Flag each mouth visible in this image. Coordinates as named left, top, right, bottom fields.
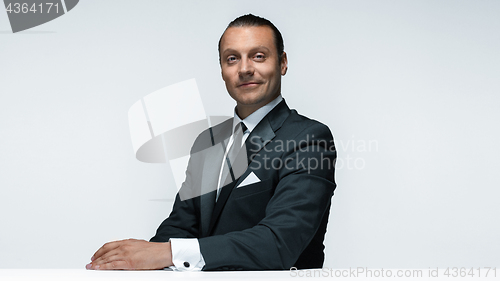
left=238, top=82, right=261, bottom=88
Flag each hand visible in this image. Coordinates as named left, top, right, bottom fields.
left=86, top=238, right=173, bottom=270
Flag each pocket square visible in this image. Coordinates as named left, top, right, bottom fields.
left=237, top=172, right=261, bottom=188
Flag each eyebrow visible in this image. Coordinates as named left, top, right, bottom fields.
left=222, top=46, right=272, bottom=57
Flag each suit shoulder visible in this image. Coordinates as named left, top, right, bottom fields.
left=284, top=110, right=334, bottom=139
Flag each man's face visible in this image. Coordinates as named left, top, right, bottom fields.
left=219, top=26, right=287, bottom=117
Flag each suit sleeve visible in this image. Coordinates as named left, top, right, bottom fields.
left=149, top=164, right=200, bottom=241
left=149, top=130, right=208, bottom=242
left=198, top=123, right=336, bottom=270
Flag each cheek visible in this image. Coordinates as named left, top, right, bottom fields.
left=260, top=65, right=278, bottom=80
left=221, top=67, right=230, bottom=80
left=222, top=70, right=236, bottom=85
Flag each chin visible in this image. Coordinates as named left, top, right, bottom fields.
left=238, top=97, right=267, bottom=107
left=231, top=92, right=265, bottom=106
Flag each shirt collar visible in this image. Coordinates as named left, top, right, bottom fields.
left=233, top=95, right=283, bottom=134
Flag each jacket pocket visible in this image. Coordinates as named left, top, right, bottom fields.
left=231, top=178, right=273, bottom=200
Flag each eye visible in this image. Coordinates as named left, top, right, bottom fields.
left=254, top=53, right=266, bottom=61
left=226, top=55, right=238, bottom=64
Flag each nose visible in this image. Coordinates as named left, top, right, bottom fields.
left=238, top=57, right=254, bottom=77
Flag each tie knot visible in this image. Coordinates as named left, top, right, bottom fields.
left=234, top=122, right=247, bottom=134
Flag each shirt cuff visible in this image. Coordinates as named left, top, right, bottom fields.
left=169, top=238, right=205, bottom=271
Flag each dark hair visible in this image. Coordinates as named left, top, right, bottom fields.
left=218, top=14, right=285, bottom=62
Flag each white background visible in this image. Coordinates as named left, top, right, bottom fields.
left=1, top=0, right=499, bottom=269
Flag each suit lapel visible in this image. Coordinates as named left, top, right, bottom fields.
left=199, top=142, right=223, bottom=237
left=244, top=116, right=275, bottom=164
left=207, top=179, right=237, bottom=234
left=199, top=119, right=232, bottom=237
left=245, top=100, right=291, bottom=163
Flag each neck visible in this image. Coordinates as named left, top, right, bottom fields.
left=236, top=94, right=280, bottom=119
left=235, top=104, right=259, bottom=120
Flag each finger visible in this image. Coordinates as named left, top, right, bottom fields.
left=91, top=250, right=120, bottom=266
left=95, top=260, right=132, bottom=270
left=91, top=240, right=123, bottom=261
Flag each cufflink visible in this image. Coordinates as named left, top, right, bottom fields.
left=183, top=261, right=190, bottom=268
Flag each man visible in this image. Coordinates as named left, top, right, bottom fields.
left=86, top=14, right=336, bottom=271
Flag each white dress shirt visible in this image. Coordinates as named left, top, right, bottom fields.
left=169, top=95, right=283, bottom=271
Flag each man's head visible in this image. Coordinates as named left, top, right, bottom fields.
left=218, top=14, right=288, bottom=119
left=218, top=14, right=285, bottom=63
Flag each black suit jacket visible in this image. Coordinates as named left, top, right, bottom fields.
left=150, top=100, right=336, bottom=270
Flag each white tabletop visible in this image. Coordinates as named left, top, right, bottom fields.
left=0, top=268, right=497, bottom=281
left=1, top=269, right=293, bottom=281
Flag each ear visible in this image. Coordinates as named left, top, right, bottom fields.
left=280, top=52, right=288, bottom=76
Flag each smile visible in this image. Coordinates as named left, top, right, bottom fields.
left=238, top=82, right=261, bottom=88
